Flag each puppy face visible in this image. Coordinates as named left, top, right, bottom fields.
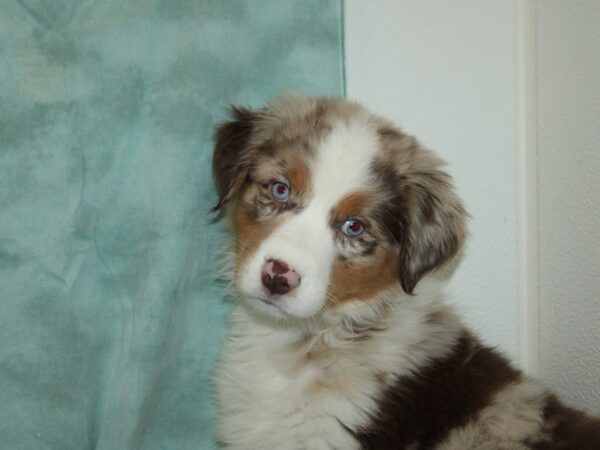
left=213, top=95, right=466, bottom=320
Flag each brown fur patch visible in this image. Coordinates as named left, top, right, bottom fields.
left=326, top=245, right=399, bottom=305
left=246, top=150, right=311, bottom=191
left=283, top=154, right=311, bottom=194
left=330, top=192, right=373, bottom=223
left=212, top=107, right=258, bottom=210
left=356, top=333, right=521, bottom=449
left=232, top=202, right=277, bottom=274
left=528, top=394, right=600, bottom=449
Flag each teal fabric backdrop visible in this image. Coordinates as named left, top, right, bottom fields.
left=0, top=1, right=344, bottom=448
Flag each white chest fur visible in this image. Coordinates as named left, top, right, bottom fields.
left=215, top=307, right=374, bottom=450
left=214, top=292, right=460, bottom=450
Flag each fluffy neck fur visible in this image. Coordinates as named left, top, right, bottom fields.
left=215, top=277, right=466, bottom=449
left=226, top=275, right=464, bottom=380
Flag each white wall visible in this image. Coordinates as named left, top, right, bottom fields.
left=345, top=0, right=600, bottom=413
left=537, top=1, right=600, bottom=414
left=345, top=0, right=522, bottom=362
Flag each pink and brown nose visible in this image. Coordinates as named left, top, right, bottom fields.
left=261, top=259, right=301, bottom=295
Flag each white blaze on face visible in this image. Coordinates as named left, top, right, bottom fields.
left=237, top=116, right=382, bottom=319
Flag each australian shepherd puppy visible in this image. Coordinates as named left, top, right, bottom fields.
left=212, top=94, right=600, bottom=449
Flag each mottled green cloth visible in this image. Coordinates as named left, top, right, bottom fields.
left=0, top=1, right=343, bottom=448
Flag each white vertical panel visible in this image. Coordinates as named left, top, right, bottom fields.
left=516, top=0, right=539, bottom=376
left=345, top=0, right=521, bottom=361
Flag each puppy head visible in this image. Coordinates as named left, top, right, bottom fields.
left=213, top=94, right=467, bottom=320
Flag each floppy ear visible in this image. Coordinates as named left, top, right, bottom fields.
left=397, top=167, right=468, bottom=293
left=212, top=106, right=257, bottom=210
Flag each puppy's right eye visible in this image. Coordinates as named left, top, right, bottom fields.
left=271, top=182, right=290, bottom=202
left=341, top=219, right=365, bottom=237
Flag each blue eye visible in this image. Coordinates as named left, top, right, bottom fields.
left=271, top=182, right=290, bottom=202
left=341, top=219, right=365, bottom=237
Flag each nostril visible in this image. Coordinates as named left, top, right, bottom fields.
left=262, top=272, right=291, bottom=295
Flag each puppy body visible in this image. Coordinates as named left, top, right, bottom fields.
left=212, top=94, right=600, bottom=449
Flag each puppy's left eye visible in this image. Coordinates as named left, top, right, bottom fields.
left=271, top=182, right=290, bottom=202
left=341, top=219, right=365, bottom=237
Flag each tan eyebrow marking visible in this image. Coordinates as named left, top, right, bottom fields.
left=326, top=246, right=399, bottom=305
left=285, top=155, right=311, bottom=193
left=331, top=191, right=373, bottom=223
